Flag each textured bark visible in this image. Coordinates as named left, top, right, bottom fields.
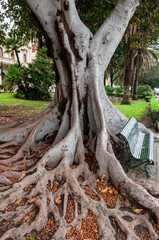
left=121, top=41, right=133, bottom=105
left=132, top=50, right=141, bottom=99
left=0, top=0, right=159, bottom=239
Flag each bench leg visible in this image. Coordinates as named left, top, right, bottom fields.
left=125, top=155, right=151, bottom=177
left=125, top=154, right=133, bottom=174
left=145, top=164, right=151, bottom=178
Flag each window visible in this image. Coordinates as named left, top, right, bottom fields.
left=32, top=45, right=36, bottom=53
left=0, top=48, right=3, bottom=58
left=23, top=54, right=27, bottom=63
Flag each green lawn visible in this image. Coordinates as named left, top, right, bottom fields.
left=0, top=93, right=51, bottom=119
left=0, top=93, right=149, bottom=121
left=114, top=100, right=149, bottom=120
left=0, top=93, right=50, bottom=109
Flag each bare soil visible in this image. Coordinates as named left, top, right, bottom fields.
left=0, top=105, right=40, bottom=131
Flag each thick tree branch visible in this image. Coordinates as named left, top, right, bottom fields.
left=91, top=0, right=139, bottom=72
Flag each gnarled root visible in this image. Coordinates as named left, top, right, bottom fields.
left=0, top=97, right=159, bottom=239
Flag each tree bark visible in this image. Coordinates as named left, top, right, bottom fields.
left=121, top=41, right=133, bottom=104
left=1, top=1, right=159, bottom=239
left=110, top=73, right=114, bottom=87
left=14, top=48, right=21, bottom=67
left=132, top=50, right=141, bottom=99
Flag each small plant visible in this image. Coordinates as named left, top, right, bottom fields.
left=105, top=85, right=114, bottom=93
left=30, top=236, right=35, bottom=240
left=117, top=195, right=124, bottom=201
left=130, top=205, right=136, bottom=211
left=31, top=214, right=35, bottom=219
left=150, top=96, right=159, bottom=131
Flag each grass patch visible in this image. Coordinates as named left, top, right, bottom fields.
left=0, top=93, right=50, bottom=110
left=0, top=93, right=51, bottom=120
left=113, top=100, right=149, bottom=120
left=0, top=94, right=148, bottom=122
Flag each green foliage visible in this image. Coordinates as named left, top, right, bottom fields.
left=130, top=205, right=136, bottom=211
left=139, top=64, right=159, bottom=89
left=115, top=87, right=123, bottom=94
left=0, top=0, right=38, bottom=45
left=105, top=85, right=114, bottom=93
left=76, top=0, right=116, bottom=34
left=105, top=86, right=124, bottom=97
left=137, top=95, right=145, bottom=99
left=4, top=47, right=55, bottom=101
left=145, top=96, right=152, bottom=102
left=117, top=195, right=125, bottom=201
left=0, top=85, right=4, bottom=90
left=150, top=96, right=159, bottom=123
left=137, top=85, right=152, bottom=96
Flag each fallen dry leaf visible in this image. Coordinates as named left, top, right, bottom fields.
left=134, top=209, right=143, bottom=214
left=15, top=198, right=22, bottom=205
left=54, top=181, right=59, bottom=186
left=18, top=173, right=26, bottom=181
left=55, top=196, right=61, bottom=204
left=28, top=197, right=37, bottom=204
left=109, top=190, right=113, bottom=194
left=101, top=174, right=106, bottom=182
left=101, top=187, right=108, bottom=193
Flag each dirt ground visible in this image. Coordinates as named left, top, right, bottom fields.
left=0, top=105, right=41, bottom=131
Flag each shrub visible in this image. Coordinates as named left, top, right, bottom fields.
left=137, top=95, right=145, bottom=99
left=115, top=87, right=123, bottom=94
left=4, top=47, right=55, bottom=101
left=145, top=96, right=152, bottom=102
left=137, top=85, right=153, bottom=101
left=150, top=96, right=159, bottom=123
left=105, top=85, right=114, bottom=93
left=137, top=85, right=152, bottom=95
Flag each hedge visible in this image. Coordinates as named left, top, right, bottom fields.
left=150, top=96, right=159, bottom=124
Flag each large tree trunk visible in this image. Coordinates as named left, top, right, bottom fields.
left=121, top=41, right=133, bottom=104
left=110, top=73, right=114, bottom=87
left=0, top=1, right=159, bottom=239
left=132, top=50, right=141, bottom=100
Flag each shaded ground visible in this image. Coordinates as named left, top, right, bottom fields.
left=0, top=104, right=49, bottom=131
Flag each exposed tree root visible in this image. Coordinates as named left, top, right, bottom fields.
left=0, top=107, right=159, bottom=240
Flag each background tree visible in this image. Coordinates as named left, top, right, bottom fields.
left=0, top=1, right=159, bottom=239
left=105, top=43, right=126, bottom=87
left=139, top=63, right=159, bottom=89
left=121, top=0, right=159, bottom=104
left=4, top=38, right=24, bottom=66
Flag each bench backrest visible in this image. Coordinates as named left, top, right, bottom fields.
left=118, top=117, right=139, bottom=147
left=118, top=117, right=154, bottom=161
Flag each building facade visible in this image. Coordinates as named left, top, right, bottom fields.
left=0, top=42, right=36, bottom=85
